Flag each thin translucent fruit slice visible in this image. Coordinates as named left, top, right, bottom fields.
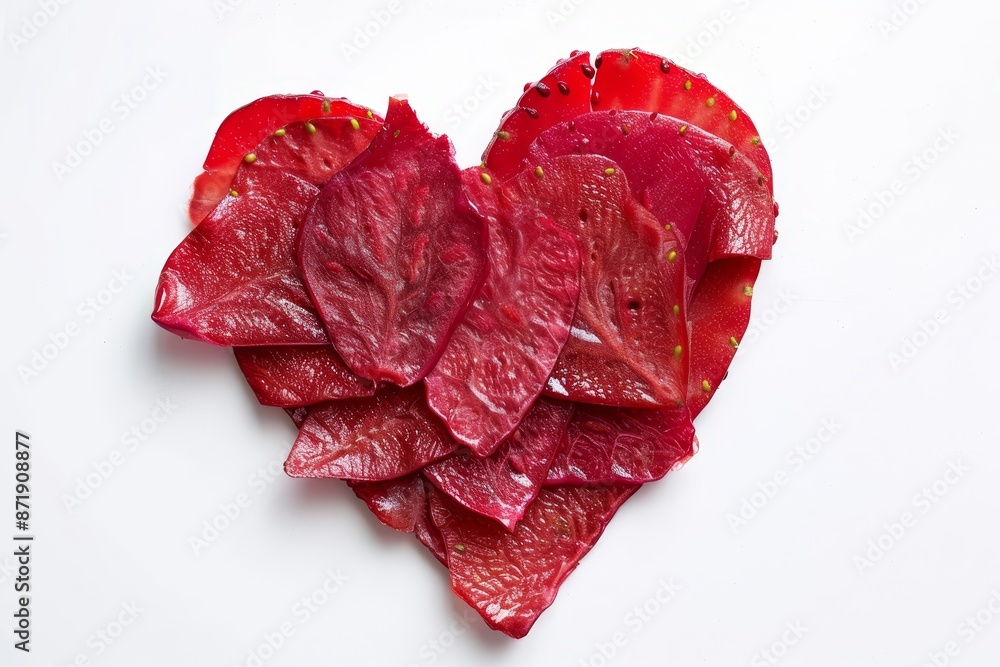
left=234, top=345, right=375, bottom=407
left=152, top=115, right=380, bottom=346
left=298, top=98, right=488, bottom=386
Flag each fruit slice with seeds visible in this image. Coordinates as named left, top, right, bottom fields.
left=512, top=155, right=688, bottom=408
left=686, top=256, right=762, bottom=418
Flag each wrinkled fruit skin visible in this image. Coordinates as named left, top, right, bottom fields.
left=152, top=46, right=776, bottom=639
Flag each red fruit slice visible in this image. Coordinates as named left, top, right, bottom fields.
left=591, top=48, right=773, bottom=196
left=481, top=51, right=595, bottom=181
left=233, top=345, right=376, bottom=407
left=286, top=406, right=310, bottom=428
left=152, top=116, right=380, bottom=346
left=686, top=257, right=761, bottom=418
left=298, top=98, right=488, bottom=387
left=349, top=474, right=448, bottom=564
left=349, top=474, right=427, bottom=532
left=545, top=405, right=695, bottom=485
left=189, top=94, right=378, bottom=224
left=423, top=398, right=574, bottom=531
left=284, top=385, right=457, bottom=482
left=512, top=155, right=688, bottom=408
left=525, top=111, right=775, bottom=294
left=424, top=169, right=580, bottom=456
left=429, top=482, right=639, bottom=638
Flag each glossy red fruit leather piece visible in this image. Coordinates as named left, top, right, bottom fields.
left=525, top=111, right=775, bottom=297
left=298, top=98, right=488, bottom=387
left=513, top=155, right=688, bottom=408
left=234, top=345, right=375, bottom=407
left=686, top=257, right=761, bottom=418
left=545, top=404, right=695, bottom=484
left=481, top=51, right=594, bottom=181
left=423, top=398, right=573, bottom=531
left=284, top=385, right=457, bottom=482
left=424, top=169, right=580, bottom=456
left=189, top=94, right=378, bottom=224
left=349, top=474, right=448, bottom=564
left=591, top=48, right=773, bottom=196
left=152, top=116, right=380, bottom=346
left=430, top=482, right=638, bottom=638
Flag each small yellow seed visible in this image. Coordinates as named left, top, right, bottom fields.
left=393, top=129, right=400, bottom=138
left=730, top=336, right=740, bottom=348
left=664, top=224, right=672, bottom=231
left=244, top=153, right=256, bottom=163
left=674, top=345, right=683, bottom=357
left=672, top=304, right=680, bottom=315
left=454, top=544, right=466, bottom=553
left=305, top=122, right=316, bottom=134
left=480, top=172, right=492, bottom=185
left=706, top=97, right=715, bottom=107
left=274, top=128, right=286, bottom=137
left=350, top=118, right=360, bottom=131
left=604, top=167, right=616, bottom=176
left=322, top=99, right=331, bottom=113
left=667, top=250, right=677, bottom=262
left=497, top=130, right=511, bottom=141
left=228, top=189, right=239, bottom=197
left=728, top=110, right=738, bottom=121
left=535, top=166, right=544, bottom=178
left=743, top=285, right=754, bottom=297
left=702, top=380, right=712, bottom=392
left=750, top=136, right=761, bottom=146
left=684, top=80, right=692, bottom=91
left=679, top=125, right=688, bottom=135
left=366, top=109, right=374, bottom=119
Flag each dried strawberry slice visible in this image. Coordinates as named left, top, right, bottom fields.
left=189, top=94, right=378, bottom=224
left=525, top=111, right=775, bottom=293
left=424, top=169, right=580, bottom=456
left=591, top=48, right=773, bottom=196
left=686, top=257, right=761, bottom=418
left=152, top=116, right=380, bottom=346
left=348, top=474, right=427, bottom=532
left=512, top=155, right=688, bottom=408
left=545, top=404, right=695, bottom=485
left=234, top=345, right=375, bottom=407
left=481, top=51, right=594, bottom=181
left=349, top=474, right=448, bottom=564
left=423, top=398, right=573, bottom=531
left=430, top=482, right=638, bottom=638
left=284, top=385, right=457, bottom=482
left=298, top=98, right=488, bottom=387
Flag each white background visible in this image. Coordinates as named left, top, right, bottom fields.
left=2, top=0, right=999, bottom=665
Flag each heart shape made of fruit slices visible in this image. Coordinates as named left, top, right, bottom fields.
left=152, top=48, right=777, bottom=638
